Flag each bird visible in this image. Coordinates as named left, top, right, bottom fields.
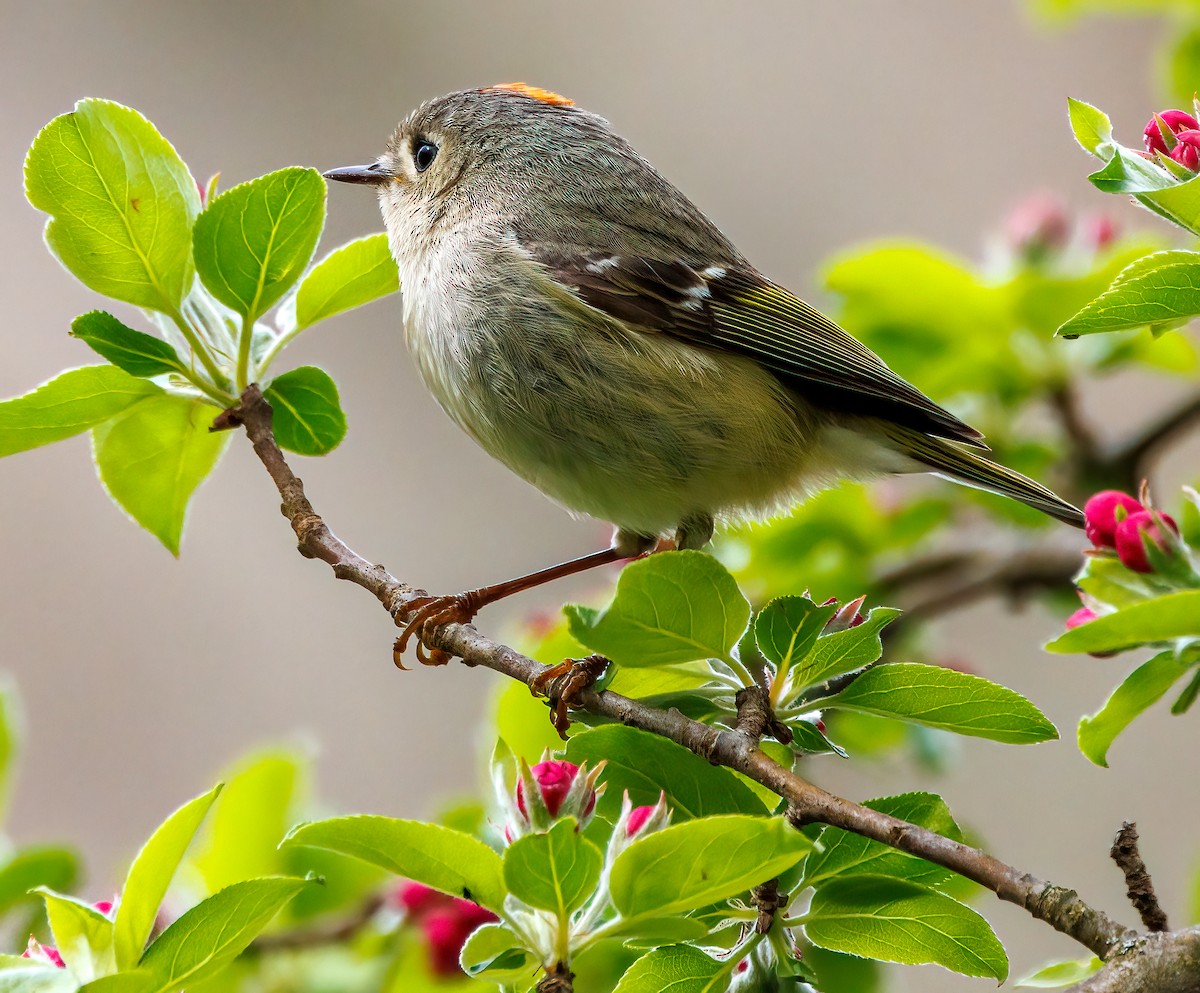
left=323, top=83, right=1084, bottom=665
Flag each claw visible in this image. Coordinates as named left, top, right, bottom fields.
left=532, top=655, right=610, bottom=738
left=393, top=592, right=479, bottom=667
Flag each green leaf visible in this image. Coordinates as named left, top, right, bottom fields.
left=24, top=99, right=201, bottom=312
left=115, top=784, right=223, bottom=970
left=263, top=367, right=346, bottom=456
left=564, top=551, right=750, bottom=667
left=282, top=815, right=506, bottom=913
left=458, top=923, right=537, bottom=982
left=803, top=792, right=963, bottom=888
left=39, top=889, right=114, bottom=982
left=824, top=662, right=1058, bottom=743
left=1138, top=172, right=1200, bottom=236
left=565, top=726, right=767, bottom=820
left=139, top=877, right=308, bottom=993
left=793, top=606, right=902, bottom=692
left=192, top=168, right=325, bottom=321
left=0, top=847, right=78, bottom=915
left=503, top=818, right=602, bottom=917
left=92, top=393, right=229, bottom=555
left=806, top=875, right=1007, bottom=980
left=755, top=596, right=834, bottom=676
left=611, top=945, right=724, bottom=993
left=294, top=233, right=399, bottom=330
left=1015, top=956, right=1102, bottom=988
left=1067, top=97, right=1113, bottom=157
left=1077, top=651, right=1194, bottom=767
left=191, top=751, right=298, bottom=894
left=1047, top=590, right=1200, bottom=654
left=1058, top=251, right=1200, bottom=338
left=609, top=814, right=811, bottom=918
left=1087, top=145, right=1175, bottom=195
left=0, top=963, right=76, bottom=993
left=79, top=974, right=152, bottom=993
left=0, top=684, right=20, bottom=822
left=804, top=944, right=882, bottom=993
left=0, top=366, right=161, bottom=459
left=788, top=719, right=847, bottom=757
left=70, top=312, right=183, bottom=378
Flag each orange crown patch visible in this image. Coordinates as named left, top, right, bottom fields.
left=485, top=82, right=574, bottom=107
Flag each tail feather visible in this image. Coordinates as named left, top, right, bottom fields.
left=885, top=428, right=1085, bottom=528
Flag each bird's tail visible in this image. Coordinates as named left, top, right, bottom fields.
left=883, top=427, right=1085, bottom=528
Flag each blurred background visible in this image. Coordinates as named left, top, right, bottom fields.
left=2, top=2, right=1198, bottom=989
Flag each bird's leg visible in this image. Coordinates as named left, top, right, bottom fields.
left=394, top=531, right=658, bottom=667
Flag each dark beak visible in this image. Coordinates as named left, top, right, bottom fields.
left=323, top=161, right=392, bottom=186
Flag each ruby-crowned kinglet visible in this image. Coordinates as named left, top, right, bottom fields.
left=325, top=83, right=1083, bottom=663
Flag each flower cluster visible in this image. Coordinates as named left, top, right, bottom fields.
left=391, top=882, right=497, bottom=977
left=1083, top=490, right=1177, bottom=574
left=1144, top=108, right=1200, bottom=172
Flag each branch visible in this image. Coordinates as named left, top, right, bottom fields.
left=226, top=387, right=1134, bottom=960
left=1110, top=822, right=1168, bottom=933
left=1103, top=390, right=1200, bottom=491
left=1066, top=927, right=1200, bottom=993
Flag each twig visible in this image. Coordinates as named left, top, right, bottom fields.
left=1104, top=391, right=1200, bottom=489
left=1050, top=382, right=1104, bottom=477
left=1110, top=822, right=1168, bottom=933
left=250, top=894, right=386, bottom=952
left=229, top=386, right=1134, bottom=960
left=750, top=878, right=788, bottom=935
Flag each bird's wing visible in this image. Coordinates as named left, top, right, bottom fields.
left=521, top=244, right=985, bottom=448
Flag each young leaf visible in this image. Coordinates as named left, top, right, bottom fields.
left=263, top=367, right=346, bottom=456
left=92, top=394, right=229, bottom=555
left=459, top=924, right=537, bottom=983
left=0, top=366, right=160, bottom=459
left=0, top=963, right=77, bottom=993
left=115, top=784, right=223, bottom=970
left=1066, top=98, right=1113, bottom=158
left=282, top=815, right=506, bottom=913
left=611, top=945, right=724, bottom=993
left=138, top=876, right=309, bottom=993
left=824, top=663, right=1058, bottom=744
left=1014, top=956, right=1102, bottom=988
left=1077, top=651, right=1194, bottom=767
left=38, top=889, right=114, bottom=982
left=1057, top=251, right=1200, bottom=338
left=293, top=233, right=400, bottom=330
left=608, top=814, right=811, bottom=918
left=806, top=875, right=1007, bottom=980
left=24, top=99, right=201, bottom=312
left=802, top=792, right=963, bottom=888
left=1138, top=172, right=1200, bottom=237
left=70, top=312, right=183, bottom=378
left=565, top=725, right=767, bottom=820
left=192, top=168, right=325, bottom=321
left=1046, top=590, right=1200, bottom=654
left=564, top=551, right=750, bottom=667
left=793, top=606, right=902, bottom=692
left=502, top=818, right=602, bottom=917
left=755, top=596, right=835, bottom=675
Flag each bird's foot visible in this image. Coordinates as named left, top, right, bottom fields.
left=393, top=591, right=482, bottom=668
left=531, top=654, right=610, bottom=739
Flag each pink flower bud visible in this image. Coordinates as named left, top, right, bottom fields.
left=1114, top=511, right=1179, bottom=573
left=1081, top=214, right=1119, bottom=251
left=392, top=881, right=444, bottom=917
left=1066, top=607, right=1098, bottom=629
left=422, top=908, right=472, bottom=976
left=820, top=595, right=866, bottom=633
left=625, top=805, right=656, bottom=837
left=451, top=897, right=498, bottom=931
left=1144, top=109, right=1199, bottom=156
left=1004, top=193, right=1070, bottom=262
left=1171, top=130, right=1200, bottom=172
left=22, top=937, right=65, bottom=968
left=516, top=760, right=595, bottom=820
left=1084, top=491, right=1144, bottom=549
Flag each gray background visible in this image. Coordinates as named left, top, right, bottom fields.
left=1, top=3, right=1196, bottom=990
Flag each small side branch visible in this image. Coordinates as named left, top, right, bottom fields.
left=1110, top=822, right=1168, bottom=933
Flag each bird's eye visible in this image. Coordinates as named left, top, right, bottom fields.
left=413, top=139, right=438, bottom=173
